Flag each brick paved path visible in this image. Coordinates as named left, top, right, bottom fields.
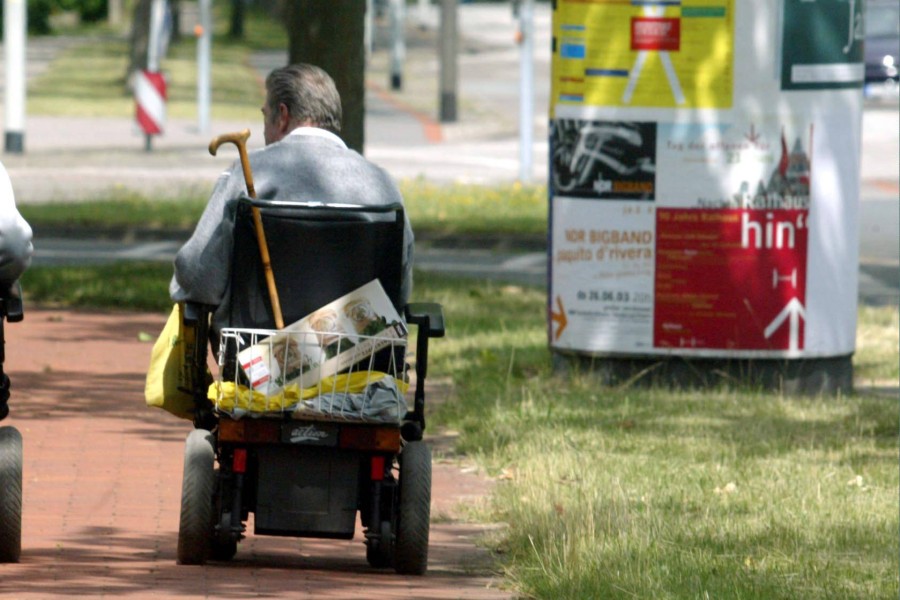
left=0, top=309, right=512, bottom=599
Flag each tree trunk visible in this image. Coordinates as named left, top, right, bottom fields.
left=259, top=0, right=285, bottom=18
left=230, top=0, right=245, bottom=38
left=170, top=0, right=182, bottom=43
left=285, top=1, right=366, bottom=154
left=126, top=0, right=152, bottom=88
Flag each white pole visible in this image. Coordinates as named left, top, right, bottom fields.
left=147, top=0, right=165, bottom=72
left=365, top=0, right=373, bottom=62
left=197, top=0, right=211, bottom=133
left=390, top=0, right=406, bottom=89
left=4, top=0, right=26, bottom=154
left=417, top=0, right=428, bottom=28
left=439, top=0, right=457, bottom=122
left=518, top=0, right=534, bottom=182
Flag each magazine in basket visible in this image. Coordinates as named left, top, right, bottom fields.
left=236, top=279, right=407, bottom=396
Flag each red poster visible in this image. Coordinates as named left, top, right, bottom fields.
left=654, top=209, right=809, bottom=351
left=631, top=18, right=681, bottom=51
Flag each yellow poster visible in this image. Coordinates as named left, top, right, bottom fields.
left=552, top=0, right=734, bottom=111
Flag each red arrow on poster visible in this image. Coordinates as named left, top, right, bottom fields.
left=551, top=296, right=568, bottom=341
left=764, top=297, right=806, bottom=351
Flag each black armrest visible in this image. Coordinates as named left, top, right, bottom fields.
left=405, top=302, right=445, bottom=338
left=401, top=302, right=445, bottom=440
left=180, top=302, right=216, bottom=430
left=1, top=281, right=23, bottom=323
left=182, top=301, right=213, bottom=326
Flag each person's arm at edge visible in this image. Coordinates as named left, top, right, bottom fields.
left=0, top=161, right=32, bottom=284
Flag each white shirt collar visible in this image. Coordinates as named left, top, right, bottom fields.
left=288, top=126, right=347, bottom=149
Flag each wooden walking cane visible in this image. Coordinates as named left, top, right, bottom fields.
left=208, top=129, right=285, bottom=329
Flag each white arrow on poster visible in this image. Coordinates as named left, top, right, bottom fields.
left=764, top=297, right=806, bottom=351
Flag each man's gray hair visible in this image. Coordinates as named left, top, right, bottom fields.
left=265, top=63, right=342, bottom=133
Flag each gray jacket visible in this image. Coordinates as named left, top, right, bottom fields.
left=170, top=129, right=414, bottom=328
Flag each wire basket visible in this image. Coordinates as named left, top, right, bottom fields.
left=213, top=326, right=408, bottom=423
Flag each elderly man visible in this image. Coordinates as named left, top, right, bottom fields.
left=170, top=63, right=414, bottom=331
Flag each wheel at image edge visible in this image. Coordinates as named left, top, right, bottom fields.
left=0, top=426, right=22, bottom=563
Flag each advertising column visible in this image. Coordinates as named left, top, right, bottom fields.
left=548, top=0, right=864, bottom=392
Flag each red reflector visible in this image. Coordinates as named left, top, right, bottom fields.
left=370, top=455, right=385, bottom=481
left=233, top=448, right=247, bottom=474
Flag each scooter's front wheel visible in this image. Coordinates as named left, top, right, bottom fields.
left=177, top=429, right=215, bottom=565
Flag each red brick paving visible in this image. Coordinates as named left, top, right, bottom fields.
left=0, top=308, right=513, bottom=599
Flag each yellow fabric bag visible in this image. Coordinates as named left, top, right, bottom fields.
left=144, top=303, right=196, bottom=420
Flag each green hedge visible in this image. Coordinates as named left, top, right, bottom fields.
left=0, top=0, right=106, bottom=35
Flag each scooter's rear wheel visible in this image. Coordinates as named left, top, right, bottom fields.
left=393, top=441, right=431, bottom=575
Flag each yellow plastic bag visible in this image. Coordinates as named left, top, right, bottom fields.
left=211, top=371, right=409, bottom=414
left=144, top=303, right=196, bottom=420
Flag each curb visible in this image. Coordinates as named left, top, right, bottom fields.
left=32, top=224, right=549, bottom=252
left=31, top=224, right=195, bottom=243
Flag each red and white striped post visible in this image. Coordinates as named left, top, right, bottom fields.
left=135, top=0, right=170, bottom=151
left=135, top=69, right=167, bottom=151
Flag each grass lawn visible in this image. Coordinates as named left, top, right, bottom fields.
left=17, top=263, right=899, bottom=599
left=18, top=181, right=549, bottom=238
left=418, top=273, right=898, bottom=600
left=22, top=261, right=172, bottom=312
left=27, top=5, right=285, bottom=120
left=28, top=36, right=264, bottom=121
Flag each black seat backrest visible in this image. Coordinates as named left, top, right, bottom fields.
left=227, top=198, right=406, bottom=332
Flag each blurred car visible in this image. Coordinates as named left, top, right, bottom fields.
left=864, top=0, right=900, bottom=98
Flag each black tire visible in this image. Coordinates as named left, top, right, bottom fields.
left=177, top=429, right=215, bottom=565
left=208, top=470, right=238, bottom=562
left=0, top=426, right=22, bottom=563
left=394, top=441, right=431, bottom=575
left=210, top=537, right=237, bottom=561
left=366, top=519, right=393, bottom=568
